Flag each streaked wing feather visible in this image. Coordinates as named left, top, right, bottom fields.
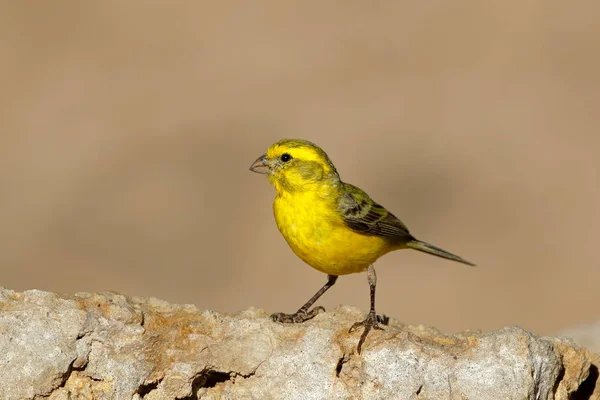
left=339, top=184, right=411, bottom=239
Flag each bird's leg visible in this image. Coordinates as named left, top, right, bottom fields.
left=271, top=275, right=338, bottom=323
left=349, top=264, right=384, bottom=353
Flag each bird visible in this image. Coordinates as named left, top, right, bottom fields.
left=249, top=139, right=474, bottom=353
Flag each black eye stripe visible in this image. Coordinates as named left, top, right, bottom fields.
left=280, top=153, right=292, bottom=162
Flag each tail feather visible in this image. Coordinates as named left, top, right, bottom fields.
left=406, top=239, right=475, bottom=266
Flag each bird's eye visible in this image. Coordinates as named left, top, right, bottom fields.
left=280, top=153, right=292, bottom=162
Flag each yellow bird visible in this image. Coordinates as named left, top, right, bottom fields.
left=250, top=139, right=474, bottom=353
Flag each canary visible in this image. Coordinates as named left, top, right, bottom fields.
left=250, top=139, right=474, bottom=353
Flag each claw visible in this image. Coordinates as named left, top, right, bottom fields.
left=377, top=314, right=390, bottom=325
left=349, top=311, right=385, bottom=354
left=271, top=306, right=325, bottom=324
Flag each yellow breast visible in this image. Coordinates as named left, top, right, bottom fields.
left=273, top=191, right=392, bottom=275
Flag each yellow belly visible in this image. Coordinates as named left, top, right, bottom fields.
left=273, top=192, right=393, bottom=275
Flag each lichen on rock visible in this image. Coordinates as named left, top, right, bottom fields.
left=0, top=288, right=597, bottom=399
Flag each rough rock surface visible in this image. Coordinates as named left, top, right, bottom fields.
left=557, top=321, right=600, bottom=355
left=0, top=288, right=598, bottom=400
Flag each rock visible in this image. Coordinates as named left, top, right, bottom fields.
left=0, top=288, right=598, bottom=399
left=556, top=320, right=600, bottom=354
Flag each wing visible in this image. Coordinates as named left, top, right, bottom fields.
left=338, top=183, right=412, bottom=240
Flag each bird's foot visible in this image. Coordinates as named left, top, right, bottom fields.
left=271, top=306, right=325, bottom=323
left=349, top=310, right=385, bottom=354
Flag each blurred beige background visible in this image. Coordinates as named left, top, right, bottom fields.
left=0, top=2, right=598, bottom=336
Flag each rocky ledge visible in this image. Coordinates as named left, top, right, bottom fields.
left=0, top=288, right=598, bottom=399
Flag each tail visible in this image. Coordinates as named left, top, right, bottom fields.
left=406, top=239, right=475, bottom=266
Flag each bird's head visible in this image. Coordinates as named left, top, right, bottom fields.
left=250, top=139, right=340, bottom=193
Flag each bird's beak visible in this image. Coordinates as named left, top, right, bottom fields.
left=249, top=153, right=271, bottom=174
